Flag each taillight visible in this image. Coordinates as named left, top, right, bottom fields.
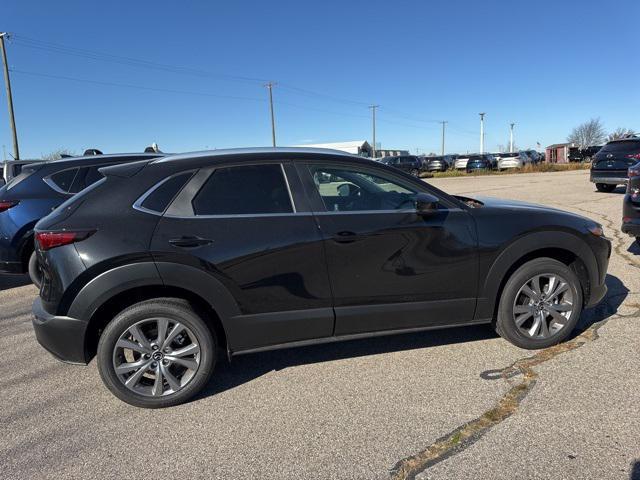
left=35, top=230, right=95, bottom=251
left=629, top=167, right=640, bottom=177
left=626, top=153, right=640, bottom=160
left=0, top=200, right=19, bottom=213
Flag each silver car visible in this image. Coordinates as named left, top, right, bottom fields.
left=497, top=152, right=531, bottom=170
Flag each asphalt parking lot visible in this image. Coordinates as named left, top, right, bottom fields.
left=1, top=169, right=639, bottom=480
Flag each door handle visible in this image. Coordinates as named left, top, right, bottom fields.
left=168, top=236, right=213, bottom=248
left=332, top=231, right=365, bottom=243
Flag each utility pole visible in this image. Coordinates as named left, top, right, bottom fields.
left=479, top=112, right=486, bottom=154
left=0, top=33, right=19, bottom=160
left=264, top=82, right=277, bottom=147
left=509, top=123, right=515, bottom=153
left=369, top=105, right=378, bottom=159
left=440, top=121, right=447, bottom=156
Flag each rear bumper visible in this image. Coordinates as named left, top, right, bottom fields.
left=622, top=221, right=640, bottom=238
left=0, top=260, right=25, bottom=274
left=32, top=297, right=88, bottom=365
left=590, top=171, right=628, bottom=185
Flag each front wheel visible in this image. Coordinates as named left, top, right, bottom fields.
left=495, top=258, right=583, bottom=349
left=97, top=298, right=216, bottom=408
left=595, top=183, right=616, bottom=193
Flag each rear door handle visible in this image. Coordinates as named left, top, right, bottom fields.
left=168, top=236, right=213, bottom=248
left=332, top=231, right=365, bottom=243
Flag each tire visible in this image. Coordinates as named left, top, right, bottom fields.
left=410, top=168, right=419, bottom=177
left=595, top=183, right=616, bottom=193
left=97, top=298, right=216, bottom=408
left=495, top=258, right=583, bottom=349
left=28, top=251, right=42, bottom=289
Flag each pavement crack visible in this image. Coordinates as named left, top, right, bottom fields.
left=388, top=297, right=627, bottom=480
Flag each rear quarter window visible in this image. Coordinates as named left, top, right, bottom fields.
left=48, top=168, right=80, bottom=193
left=139, top=171, right=194, bottom=214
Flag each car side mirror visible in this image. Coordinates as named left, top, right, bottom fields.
left=415, top=193, right=439, bottom=214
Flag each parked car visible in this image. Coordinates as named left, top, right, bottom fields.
left=622, top=162, right=640, bottom=244
left=497, top=151, right=532, bottom=170
left=379, top=155, right=423, bottom=176
left=426, top=155, right=455, bottom=172
left=454, top=154, right=470, bottom=170
left=525, top=150, right=543, bottom=164
left=590, top=138, right=640, bottom=192
left=568, top=145, right=602, bottom=163
left=0, top=152, right=164, bottom=286
left=2, top=159, right=43, bottom=184
left=31, top=147, right=610, bottom=407
left=465, top=154, right=496, bottom=172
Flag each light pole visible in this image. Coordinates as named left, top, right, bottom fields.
left=479, top=113, right=485, bottom=154
left=369, top=105, right=379, bottom=159
left=440, top=121, right=447, bottom=156
left=509, top=123, right=515, bottom=153
left=264, top=82, right=277, bottom=147
left=0, top=33, right=19, bottom=160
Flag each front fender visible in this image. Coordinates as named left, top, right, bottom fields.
left=475, top=231, right=597, bottom=320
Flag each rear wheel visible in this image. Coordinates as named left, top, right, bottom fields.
left=495, top=258, right=583, bottom=349
left=97, top=298, right=216, bottom=408
left=28, top=251, right=42, bottom=289
left=595, top=183, right=616, bottom=192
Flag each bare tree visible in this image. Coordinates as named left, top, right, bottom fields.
left=607, top=127, right=637, bottom=142
left=567, top=118, right=606, bottom=148
left=41, top=148, right=75, bottom=161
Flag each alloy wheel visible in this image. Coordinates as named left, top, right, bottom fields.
left=112, top=318, right=201, bottom=397
left=512, top=273, right=575, bottom=339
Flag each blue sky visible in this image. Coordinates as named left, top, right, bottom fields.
left=2, top=0, right=639, bottom=158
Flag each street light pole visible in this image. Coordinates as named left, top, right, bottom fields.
left=479, top=113, right=486, bottom=154
left=509, top=123, right=515, bottom=153
left=264, top=82, right=277, bottom=147
left=369, top=105, right=379, bottom=159
left=0, top=33, right=19, bottom=160
left=440, top=121, right=447, bottom=156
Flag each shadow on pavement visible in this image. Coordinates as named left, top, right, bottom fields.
left=198, top=323, right=497, bottom=400
left=0, top=274, right=31, bottom=290
left=627, top=240, right=640, bottom=255
left=573, top=274, right=628, bottom=338
left=197, top=274, right=629, bottom=402
left=631, top=460, right=640, bottom=480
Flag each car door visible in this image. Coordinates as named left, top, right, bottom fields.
left=297, top=161, right=479, bottom=336
left=151, top=161, right=334, bottom=351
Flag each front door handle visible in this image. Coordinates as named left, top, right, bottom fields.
left=168, top=236, right=213, bottom=248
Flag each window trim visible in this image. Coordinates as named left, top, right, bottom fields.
left=132, top=170, right=197, bottom=215
left=164, top=162, right=299, bottom=219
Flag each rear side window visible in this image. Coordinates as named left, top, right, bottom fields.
left=140, top=172, right=193, bottom=213
left=601, top=141, right=640, bottom=153
left=192, top=164, right=293, bottom=215
left=68, top=166, right=104, bottom=194
left=48, top=168, right=79, bottom=193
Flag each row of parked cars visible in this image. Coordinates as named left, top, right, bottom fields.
left=378, top=150, right=543, bottom=175
left=0, top=145, right=611, bottom=408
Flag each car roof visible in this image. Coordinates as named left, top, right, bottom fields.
left=151, top=147, right=371, bottom=169
left=45, top=152, right=164, bottom=168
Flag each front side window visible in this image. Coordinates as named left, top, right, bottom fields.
left=192, top=164, right=293, bottom=215
left=309, top=165, right=418, bottom=212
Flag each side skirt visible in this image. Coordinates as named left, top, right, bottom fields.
left=230, top=318, right=492, bottom=357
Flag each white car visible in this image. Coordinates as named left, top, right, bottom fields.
left=454, top=155, right=470, bottom=169
left=497, top=152, right=531, bottom=170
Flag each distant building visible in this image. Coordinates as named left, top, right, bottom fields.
left=546, top=143, right=573, bottom=163
left=376, top=148, right=410, bottom=158
left=293, top=140, right=373, bottom=157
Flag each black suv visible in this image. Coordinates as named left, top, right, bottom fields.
left=379, top=155, right=423, bottom=176
left=0, top=152, right=163, bottom=286
left=590, top=138, right=640, bottom=192
left=32, top=148, right=610, bottom=408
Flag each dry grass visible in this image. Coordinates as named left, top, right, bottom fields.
left=423, top=162, right=590, bottom=179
